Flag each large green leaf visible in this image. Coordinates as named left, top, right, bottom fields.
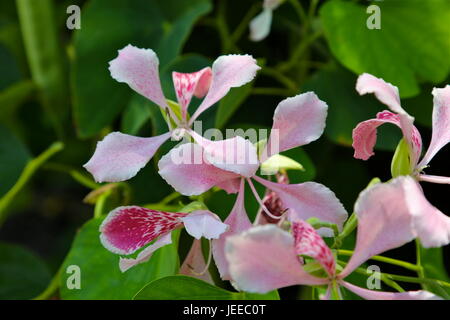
left=60, top=218, right=180, bottom=299
left=0, top=242, right=51, bottom=300
left=320, top=0, right=450, bottom=97
left=72, top=0, right=212, bottom=138
left=134, top=275, right=279, bottom=300
left=420, top=246, right=450, bottom=298
left=0, top=124, right=30, bottom=197
left=302, top=65, right=402, bottom=149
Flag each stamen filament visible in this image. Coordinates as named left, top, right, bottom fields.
left=188, top=240, right=213, bottom=276
left=246, top=178, right=284, bottom=220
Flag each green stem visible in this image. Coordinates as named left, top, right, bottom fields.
left=260, top=66, right=298, bottom=91
left=94, top=189, right=112, bottom=219
left=0, top=142, right=64, bottom=226
left=332, top=212, right=357, bottom=248
left=230, top=3, right=260, bottom=44
left=251, top=87, right=296, bottom=96
left=33, top=266, right=62, bottom=300
left=43, top=162, right=99, bottom=190
left=415, top=239, right=425, bottom=278
left=288, top=0, right=307, bottom=22
left=337, top=249, right=420, bottom=272
left=278, top=30, right=323, bottom=72
left=16, top=0, right=68, bottom=139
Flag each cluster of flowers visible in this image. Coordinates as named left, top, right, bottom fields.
left=84, top=44, right=450, bottom=300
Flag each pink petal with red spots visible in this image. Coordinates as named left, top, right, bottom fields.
left=419, top=85, right=450, bottom=167
left=253, top=176, right=348, bottom=231
left=189, top=55, right=260, bottom=124
left=292, top=220, right=336, bottom=277
left=262, top=93, right=328, bottom=161
left=84, top=131, right=170, bottom=183
left=158, top=143, right=240, bottom=196
left=180, top=210, right=228, bottom=240
left=352, top=111, right=422, bottom=163
left=180, top=239, right=214, bottom=284
left=119, top=232, right=172, bottom=272
left=172, top=67, right=212, bottom=120
left=340, top=281, right=442, bottom=300
left=356, top=73, right=405, bottom=114
left=190, top=131, right=259, bottom=178
left=225, top=225, right=327, bottom=293
left=99, top=206, right=186, bottom=255
left=212, top=180, right=252, bottom=280
left=109, top=45, right=168, bottom=109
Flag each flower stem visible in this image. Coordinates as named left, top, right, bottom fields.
left=337, top=249, right=420, bottom=272
left=0, top=141, right=64, bottom=226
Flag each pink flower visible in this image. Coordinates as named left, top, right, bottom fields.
left=249, top=0, right=284, bottom=41
left=225, top=177, right=447, bottom=299
left=99, top=206, right=228, bottom=272
left=84, top=44, right=260, bottom=183
left=157, top=92, right=348, bottom=280
left=352, top=73, right=450, bottom=185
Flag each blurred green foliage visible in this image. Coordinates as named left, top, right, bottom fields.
left=0, top=0, right=449, bottom=300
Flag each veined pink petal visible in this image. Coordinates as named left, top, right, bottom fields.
left=292, top=220, right=336, bottom=277
left=419, top=85, right=450, bottom=167
left=158, top=143, right=240, bottom=196
left=180, top=210, right=228, bottom=240
left=418, top=174, right=450, bottom=184
left=356, top=73, right=405, bottom=114
left=253, top=176, right=348, bottom=230
left=249, top=9, right=273, bottom=42
left=109, top=45, right=168, bottom=109
left=216, top=178, right=242, bottom=194
left=84, top=131, right=170, bottom=183
left=172, top=67, right=212, bottom=120
left=403, top=177, right=450, bottom=248
left=340, top=281, right=442, bottom=300
left=189, top=55, right=260, bottom=124
left=212, top=180, right=252, bottom=280
left=398, top=113, right=423, bottom=169
left=225, top=225, right=327, bottom=293
left=352, top=111, right=421, bottom=163
left=262, top=93, right=328, bottom=161
left=119, top=232, right=172, bottom=272
left=190, top=131, right=260, bottom=178
left=99, top=206, right=186, bottom=255
left=180, top=239, right=214, bottom=284
left=340, top=178, right=417, bottom=277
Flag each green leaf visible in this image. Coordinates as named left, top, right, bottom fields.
left=302, top=65, right=401, bottom=150
left=134, top=275, right=279, bottom=300
left=0, top=124, right=30, bottom=197
left=121, top=93, right=153, bottom=135
left=320, top=0, right=450, bottom=97
left=60, top=218, right=180, bottom=299
left=0, top=241, right=51, bottom=300
left=72, top=0, right=212, bottom=138
left=420, top=247, right=450, bottom=297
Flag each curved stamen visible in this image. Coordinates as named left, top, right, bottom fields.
left=246, top=178, right=285, bottom=220
left=187, top=240, right=213, bottom=276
